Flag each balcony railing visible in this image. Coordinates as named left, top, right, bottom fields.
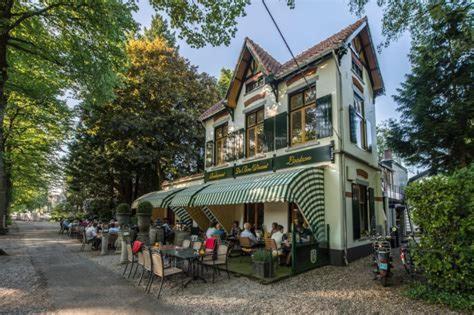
left=382, top=184, right=405, bottom=201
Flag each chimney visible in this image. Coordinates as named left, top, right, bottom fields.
left=384, top=149, right=393, bottom=160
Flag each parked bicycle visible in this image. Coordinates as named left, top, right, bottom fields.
left=400, top=232, right=418, bottom=276
left=371, top=234, right=393, bottom=287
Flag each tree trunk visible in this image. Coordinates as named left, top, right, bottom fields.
left=0, top=1, right=12, bottom=234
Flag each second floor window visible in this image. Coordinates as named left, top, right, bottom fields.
left=350, top=91, right=372, bottom=151
left=214, top=123, right=228, bottom=165
left=246, top=108, right=264, bottom=157
left=246, top=76, right=264, bottom=93
left=289, top=85, right=317, bottom=146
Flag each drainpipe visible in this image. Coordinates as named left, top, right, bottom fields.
left=332, top=50, right=349, bottom=266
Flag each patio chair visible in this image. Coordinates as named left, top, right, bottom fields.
left=138, top=247, right=153, bottom=289
left=122, top=243, right=136, bottom=278
left=182, top=239, right=191, bottom=248
left=108, top=233, right=118, bottom=250
left=264, top=238, right=285, bottom=263
left=201, top=244, right=230, bottom=283
left=239, top=237, right=256, bottom=257
left=149, top=252, right=184, bottom=299
left=132, top=248, right=144, bottom=279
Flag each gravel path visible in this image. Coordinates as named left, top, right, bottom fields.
left=0, top=221, right=459, bottom=314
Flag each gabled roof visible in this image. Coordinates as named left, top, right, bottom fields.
left=276, top=17, right=367, bottom=77
left=201, top=16, right=384, bottom=121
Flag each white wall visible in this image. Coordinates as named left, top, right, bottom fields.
left=263, top=202, right=288, bottom=233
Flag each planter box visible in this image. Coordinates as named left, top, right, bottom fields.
left=252, top=260, right=276, bottom=278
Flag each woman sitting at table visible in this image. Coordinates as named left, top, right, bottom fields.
left=205, top=222, right=217, bottom=238
left=230, top=220, right=240, bottom=238
left=213, top=223, right=226, bottom=239
left=270, top=222, right=279, bottom=236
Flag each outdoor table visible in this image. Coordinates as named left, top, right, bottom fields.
left=159, top=247, right=206, bottom=287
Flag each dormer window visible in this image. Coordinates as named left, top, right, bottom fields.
left=245, top=76, right=264, bottom=93
left=245, top=59, right=264, bottom=94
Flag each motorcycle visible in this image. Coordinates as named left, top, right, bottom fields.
left=371, top=235, right=393, bottom=287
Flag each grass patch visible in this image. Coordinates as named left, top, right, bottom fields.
left=405, top=283, right=473, bottom=311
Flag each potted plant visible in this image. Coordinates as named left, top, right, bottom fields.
left=115, top=203, right=131, bottom=227
left=252, top=249, right=276, bottom=278
left=136, top=201, right=153, bottom=242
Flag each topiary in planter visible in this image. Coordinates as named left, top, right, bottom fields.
left=136, top=201, right=153, bottom=242
left=116, top=203, right=131, bottom=227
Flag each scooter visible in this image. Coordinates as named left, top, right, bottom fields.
left=371, top=235, right=393, bottom=286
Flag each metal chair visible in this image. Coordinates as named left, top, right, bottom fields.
left=239, top=237, right=256, bottom=257
left=138, top=247, right=153, bottom=289
left=150, top=252, right=184, bottom=299
left=201, top=244, right=230, bottom=282
left=122, top=243, right=136, bottom=278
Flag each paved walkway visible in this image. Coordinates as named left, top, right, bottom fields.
left=0, top=221, right=178, bottom=314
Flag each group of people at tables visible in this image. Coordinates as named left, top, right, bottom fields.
left=204, top=220, right=313, bottom=266
left=60, top=218, right=120, bottom=250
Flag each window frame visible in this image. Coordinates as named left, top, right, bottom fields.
left=352, top=183, right=373, bottom=240
left=245, top=107, right=265, bottom=158
left=288, top=85, right=317, bottom=146
left=244, top=203, right=264, bottom=230
left=214, top=122, right=228, bottom=166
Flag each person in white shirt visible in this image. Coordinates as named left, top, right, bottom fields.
left=240, top=222, right=258, bottom=245
left=108, top=223, right=120, bottom=234
left=85, top=223, right=100, bottom=249
left=271, top=225, right=284, bottom=251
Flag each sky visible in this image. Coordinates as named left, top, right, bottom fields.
left=133, top=0, right=412, bottom=125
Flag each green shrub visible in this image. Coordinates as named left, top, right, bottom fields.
left=406, top=164, right=474, bottom=294
left=252, top=249, right=273, bottom=263
left=405, top=283, right=473, bottom=311
left=137, top=201, right=152, bottom=215
left=116, top=203, right=131, bottom=214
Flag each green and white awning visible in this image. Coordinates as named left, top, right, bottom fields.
left=192, top=167, right=326, bottom=240
left=171, top=206, right=193, bottom=226
left=168, top=184, right=210, bottom=207
left=131, top=188, right=184, bottom=209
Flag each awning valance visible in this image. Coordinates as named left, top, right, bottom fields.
left=131, top=188, right=184, bottom=209
left=168, top=184, right=210, bottom=207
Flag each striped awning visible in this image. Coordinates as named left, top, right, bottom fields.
left=171, top=206, right=193, bottom=226
left=168, top=184, right=210, bottom=207
left=192, top=167, right=326, bottom=240
left=131, top=188, right=184, bottom=209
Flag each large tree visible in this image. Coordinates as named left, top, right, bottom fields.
left=65, top=35, right=220, bottom=209
left=350, top=0, right=473, bottom=173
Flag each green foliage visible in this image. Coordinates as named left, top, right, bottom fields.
left=252, top=249, right=273, bottom=263
left=405, top=283, right=473, bottom=311
left=406, top=165, right=474, bottom=295
left=137, top=201, right=152, bottom=215
left=142, top=14, right=176, bottom=47
left=149, top=0, right=250, bottom=47
left=217, top=68, right=233, bottom=99
left=116, top=203, right=131, bottom=214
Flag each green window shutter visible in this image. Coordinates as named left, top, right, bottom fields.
left=368, top=187, right=375, bottom=232
left=315, top=94, right=333, bottom=138
left=205, top=141, right=214, bottom=167
left=275, top=112, right=288, bottom=150
left=352, top=184, right=361, bottom=240
left=263, top=116, right=275, bottom=152
left=349, top=106, right=357, bottom=144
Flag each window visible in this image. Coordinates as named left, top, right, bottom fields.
left=205, top=141, right=214, bottom=167
left=289, top=85, right=317, bottom=146
left=352, top=53, right=364, bottom=81
left=246, top=108, right=264, bottom=157
left=224, top=129, right=245, bottom=162
left=244, top=203, right=264, bottom=230
left=214, top=123, right=228, bottom=165
left=246, top=76, right=264, bottom=93
left=352, top=184, right=368, bottom=239
left=350, top=91, right=372, bottom=151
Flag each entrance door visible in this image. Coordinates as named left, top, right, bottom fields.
left=244, top=203, right=264, bottom=230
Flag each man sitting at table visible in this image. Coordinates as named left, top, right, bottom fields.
left=86, top=223, right=101, bottom=250
left=271, top=225, right=285, bottom=251
left=240, top=222, right=258, bottom=245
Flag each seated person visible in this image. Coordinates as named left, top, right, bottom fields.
left=85, top=223, right=101, bottom=249
left=230, top=220, right=240, bottom=238
left=271, top=225, right=285, bottom=250
left=108, top=223, right=120, bottom=233
left=213, top=223, right=225, bottom=239
left=240, top=222, right=258, bottom=245
left=205, top=222, right=217, bottom=239
left=162, top=218, right=174, bottom=244
left=270, top=222, right=279, bottom=236
left=298, top=223, right=312, bottom=243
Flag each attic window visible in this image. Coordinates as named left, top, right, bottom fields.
left=352, top=53, right=364, bottom=82
left=246, top=76, right=264, bottom=93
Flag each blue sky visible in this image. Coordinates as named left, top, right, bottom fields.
left=133, top=0, right=412, bottom=125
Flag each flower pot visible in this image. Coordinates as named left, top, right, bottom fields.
left=116, top=213, right=130, bottom=227
left=136, top=213, right=151, bottom=242
left=252, top=260, right=275, bottom=278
